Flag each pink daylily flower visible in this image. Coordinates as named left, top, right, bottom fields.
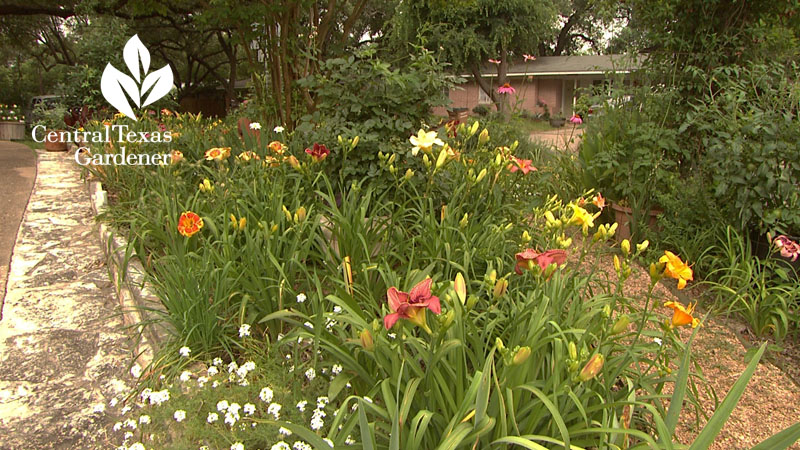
left=523, top=54, right=536, bottom=61
left=508, top=156, right=537, bottom=174
left=774, top=235, right=800, bottom=261
left=383, top=278, right=441, bottom=331
left=515, top=249, right=567, bottom=275
left=488, top=59, right=501, bottom=64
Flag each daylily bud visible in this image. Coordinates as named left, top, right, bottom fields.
left=478, top=128, right=490, bottom=144
left=199, top=178, right=214, bottom=193
left=602, top=304, right=611, bottom=317
left=578, top=354, right=604, bottom=381
left=338, top=135, right=343, bottom=145
left=476, top=168, right=487, bottom=183
left=510, top=140, right=519, bottom=151
left=404, top=169, right=414, bottom=180
left=454, top=272, right=467, bottom=305
left=466, top=295, right=478, bottom=310
left=238, top=217, right=247, bottom=230
left=423, top=154, right=431, bottom=168
left=608, top=223, right=618, bottom=238
left=610, top=315, right=631, bottom=335
left=492, top=278, right=508, bottom=299
left=568, top=342, right=577, bottom=360
left=495, top=337, right=505, bottom=351
left=359, top=329, right=374, bottom=351
left=649, top=261, right=666, bottom=282
left=440, top=309, right=455, bottom=328
left=613, top=255, right=621, bottom=272
left=522, top=230, right=532, bottom=243
left=271, top=224, right=279, bottom=233
left=459, top=213, right=469, bottom=229
left=388, top=165, right=396, bottom=174
left=487, top=269, right=497, bottom=286
left=282, top=205, right=293, bottom=222
left=543, top=263, right=558, bottom=279
left=287, top=155, right=300, bottom=170
left=351, top=136, right=360, bottom=148
left=441, top=205, right=447, bottom=221
left=512, top=346, right=531, bottom=365
left=621, top=239, right=631, bottom=257
left=469, top=120, right=480, bottom=136
left=636, top=240, right=649, bottom=253
left=457, top=122, right=466, bottom=135
left=435, top=147, right=448, bottom=170
left=388, top=153, right=397, bottom=165
left=295, top=206, right=307, bottom=223
left=230, top=214, right=238, bottom=229
left=494, top=153, right=503, bottom=166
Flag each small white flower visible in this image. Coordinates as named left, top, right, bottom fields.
left=197, top=376, right=208, bottom=387
left=112, top=421, right=122, bottom=431
left=92, top=403, right=105, bottom=413
left=249, top=122, right=261, bottom=130
left=654, top=337, right=663, bottom=346
left=285, top=353, right=291, bottom=360
left=331, top=364, right=342, bottom=375
left=296, top=400, right=307, bottom=412
left=267, top=402, right=282, bottom=419
left=296, top=293, right=306, bottom=303
left=293, top=441, right=312, bottom=450
left=239, top=324, right=251, bottom=338
left=274, top=126, right=285, bottom=133
left=121, top=405, right=132, bottom=415
left=123, top=431, right=133, bottom=440
left=231, top=442, right=245, bottom=450
left=304, top=368, right=316, bottom=381
left=316, top=396, right=329, bottom=409
left=323, top=438, right=334, bottom=448
left=129, top=443, right=145, bottom=450
left=148, top=390, right=170, bottom=406
left=212, top=357, right=223, bottom=366
left=303, top=321, right=313, bottom=329
left=207, top=366, right=219, bottom=377
left=180, top=370, right=192, bottom=382
left=138, top=415, right=151, bottom=425
left=279, top=426, right=292, bottom=436
left=130, top=364, right=142, bottom=378
left=217, top=400, right=230, bottom=412
left=227, top=361, right=239, bottom=373
left=179, top=346, right=191, bottom=357
left=363, top=396, right=373, bottom=403
left=345, top=435, right=356, bottom=445
left=174, top=410, right=186, bottom=422
left=123, top=419, right=137, bottom=430
left=271, top=443, right=291, bottom=450
left=259, top=387, right=274, bottom=403
left=333, top=306, right=342, bottom=313
left=242, top=361, right=256, bottom=371
left=225, top=411, right=238, bottom=426
left=388, top=333, right=396, bottom=339
left=212, top=381, right=219, bottom=388
left=207, top=412, right=219, bottom=423
left=243, top=403, right=256, bottom=415
left=228, top=403, right=242, bottom=415
left=109, top=398, right=119, bottom=407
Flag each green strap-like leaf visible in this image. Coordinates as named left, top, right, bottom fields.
left=749, top=422, right=800, bottom=450
left=688, top=343, right=767, bottom=450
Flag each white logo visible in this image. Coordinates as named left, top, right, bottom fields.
left=101, top=35, right=173, bottom=121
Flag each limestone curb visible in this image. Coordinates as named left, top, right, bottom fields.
left=88, top=179, right=168, bottom=370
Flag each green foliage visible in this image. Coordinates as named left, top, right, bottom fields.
left=471, top=104, right=490, bottom=116
left=296, top=46, right=458, bottom=187
left=684, top=62, right=800, bottom=236
left=33, top=101, right=68, bottom=129
left=706, top=227, right=800, bottom=342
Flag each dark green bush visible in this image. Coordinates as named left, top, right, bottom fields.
left=472, top=104, right=490, bottom=116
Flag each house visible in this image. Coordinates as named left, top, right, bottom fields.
left=438, top=54, right=642, bottom=118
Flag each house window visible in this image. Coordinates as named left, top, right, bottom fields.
left=478, top=88, right=492, bottom=104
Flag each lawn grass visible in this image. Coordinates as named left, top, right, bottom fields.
left=16, top=139, right=44, bottom=150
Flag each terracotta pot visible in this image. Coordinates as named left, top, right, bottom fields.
left=611, top=202, right=661, bottom=241
left=44, top=130, right=68, bottom=152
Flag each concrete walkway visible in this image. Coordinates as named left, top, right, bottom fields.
left=0, top=148, right=133, bottom=448
left=0, top=142, right=36, bottom=311
left=530, top=127, right=584, bottom=152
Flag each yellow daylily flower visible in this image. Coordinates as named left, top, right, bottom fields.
left=659, top=251, right=693, bottom=289
left=409, top=129, right=444, bottom=156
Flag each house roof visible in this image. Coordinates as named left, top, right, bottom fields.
left=473, top=54, right=643, bottom=78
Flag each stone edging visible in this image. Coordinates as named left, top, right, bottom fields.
left=88, top=179, right=168, bottom=370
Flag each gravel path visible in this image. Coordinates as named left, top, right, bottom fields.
left=0, top=150, right=134, bottom=449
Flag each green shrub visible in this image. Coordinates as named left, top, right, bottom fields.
left=472, top=104, right=490, bottom=116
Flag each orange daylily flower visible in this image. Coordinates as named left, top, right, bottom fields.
left=659, top=251, right=693, bottom=289
left=507, top=156, right=537, bottom=174
left=268, top=140, right=286, bottom=155
left=204, top=147, right=231, bottom=161
left=664, top=301, right=701, bottom=328
left=592, top=193, right=605, bottom=210
left=178, top=211, right=204, bottom=237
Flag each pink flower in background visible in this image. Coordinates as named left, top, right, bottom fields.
left=488, top=59, right=501, bottom=64
left=383, top=278, right=441, bottom=331
left=774, top=235, right=800, bottom=261
left=497, top=83, right=516, bottom=95
left=523, top=54, right=536, bottom=61
left=515, top=249, right=567, bottom=276
left=569, top=114, right=583, bottom=124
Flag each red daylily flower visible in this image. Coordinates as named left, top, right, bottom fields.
left=383, top=278, right=441, bottom=332
left=508, top=156, right=537, bottom=174
left=305, top=143, right=330, bottom=162
left=515, top=249, right=567, bottom=275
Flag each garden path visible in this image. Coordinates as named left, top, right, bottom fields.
left=578, top=246, right=800, bottom=449
left=0, top=150, right=134, bottom=448
left=529, top=127, right=583, bottom=152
